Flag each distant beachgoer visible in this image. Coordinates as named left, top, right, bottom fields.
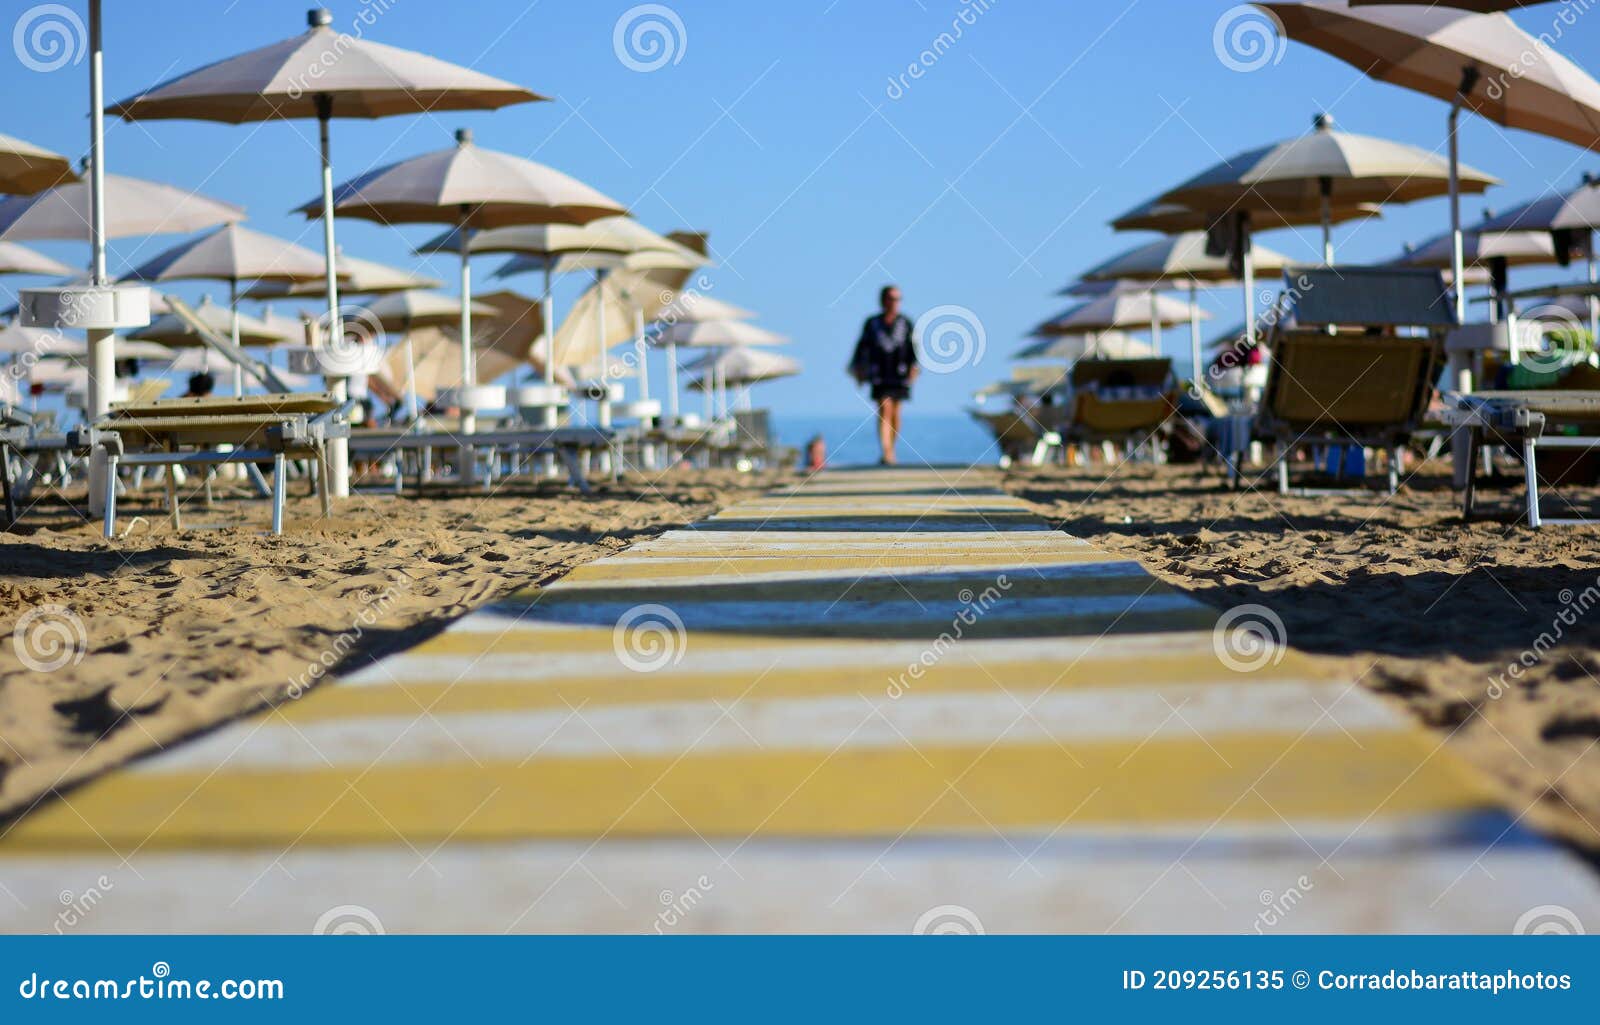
left=805, top=434, right=827, bottom=472
left=849, top=284, right=919, bottom=465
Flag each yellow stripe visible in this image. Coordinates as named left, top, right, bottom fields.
left=283, top=650, right=1334, bottom=722
left=542, top=570, right=1165, bottom=602
left=3, top=733, right=1490, bottom=852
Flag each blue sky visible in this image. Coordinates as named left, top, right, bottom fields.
left=4, top=0, right=1599, bottom=416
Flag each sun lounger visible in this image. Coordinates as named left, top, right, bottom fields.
left=2, top=406, right=79, bottom=529
left=345, top=424, right=612, bottom=495
left=1437, top=389, right=1600, bottom=527
left=967, top=407, right=1042, bottom=467
left=1240, top=266, right=1454, bottom=494
left=79, top=392, right=350, bottom=538
left=1033, top=357, right=1176, bottom=464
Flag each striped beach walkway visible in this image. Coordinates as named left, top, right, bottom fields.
left=3, top=466, right=1598, bottom=933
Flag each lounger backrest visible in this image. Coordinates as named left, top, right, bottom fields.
left=1069, top=357, right=1173, bottom=391
left=1282, top=267, right=1456, bottom=331
left=1264, top=331, right=1438, bottom=429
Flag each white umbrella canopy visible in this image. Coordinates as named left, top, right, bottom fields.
left=651, top=319, right=789, bottom=348
left=354, top=290, right=498, bottom=331
left=1258, top=0, right=1600, bottom=318
left=0, top=172, right=244, bottom=242
left=1476, top=174, right=1600, bottom=234
left=1395, top=226, right=1568, bottom=269
left=651, top=293, right=756, bottom=324
left=0, top=322, right=85, bottom=357
left=1013, top=330, right=1152, bottom=361
left=0, top=131, right=78, bottom=196
left=120, top=223, right=329, bottom=286
left=1031, top=292, right=1209, bottom=337
left=1157, top=114, right=1497, bottom=214
left=244, top=251, right=441, bottom=299
left=1111, top=196, right=1380, bottom=233
left=1078, top=232, right=1293, bottom=286
left=686, top=346, right=801, bottom=388
left=129, top=297, right=292, bottom=348
left=1058, top=278, right=1163, bottom=299
left=299, top=129, right=626, bottom=230
left=0, top=242, right=72, bottom=277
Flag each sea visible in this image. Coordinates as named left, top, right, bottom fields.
left=772, top=411, right=998, bottom=469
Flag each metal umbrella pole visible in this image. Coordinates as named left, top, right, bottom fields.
left=593, top=267, right=613, bottom=477
left=456, top=207, right=476, bottom=484
left=314, top=93, right=350, bottom=497
left=85, top=0, right=113, bottom=516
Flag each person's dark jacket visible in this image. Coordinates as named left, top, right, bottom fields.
left=851, top=313, right=918, bottom=387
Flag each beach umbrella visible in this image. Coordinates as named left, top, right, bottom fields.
left=1013, top=331, right=1153, bottom=361
left=1155, top=114, right=1496, bottom=265
left=1476, top=173, right=1600, bottom=337
left=0, top=322, right=84, bottom=358
left=244, top=251, right=440, bottom=300
left=354, top=289, right=499, bottom=418
left=1031, top=292, right=1207, bottom=337
left=0, top=132, right=78, bottom=195
left=121, top=224, right=328, bottom=395
left=1111, top=197, right=1380, bottom=233
left=131, top=297, right=291, bottom=348
left=0, top=171, right=243, bottom=242
left=0, top=242, right=72, bottom=278
left=651, top=319, right=789, bottom=348
left=1350, top=2, right=1550, bottom=8
left=1258, top=1, right=1600, bottom=321
left=1394, top=219, right=1575, bottom=319
left=1078, top=233, right=1291, bottom=377
left=686, top=347, right=801, bottom=414
left=299, top=128, right=624, bottom=478
left=110, top=6, right=542, bottom=496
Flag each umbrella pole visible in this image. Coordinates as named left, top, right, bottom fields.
left=1150, top=306, right=1161, bottom=353
left=315, top=97, right=350, bottom=499
left=229, top=278, right=244, bottom=398
left=86, top=0, right=114, bottom=516
left=1448, top=103, right=1467, bottom=326
left=594, top=269, right=612, bottom=476
left=1588, top=245, right=1598, bottom=348
left=667, top=341, right=680, bottom=425
left=457, top=210, right=476, bottom=484
left=1320, top=177, right=1335, bottom=267
left=1240, top=214, right=1256, bottom=347
left=403, top=315, right=419, bottom=426
left=1188, top=280, right=1203, bottom=388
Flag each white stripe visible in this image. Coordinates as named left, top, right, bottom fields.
left=131, top=681, right=1406, bottom=776
left=341, top=631, right=1225, bottom=687
left=556, top=560, right=1152, bottom=588
left=649, top=530, right=1085, bottom=546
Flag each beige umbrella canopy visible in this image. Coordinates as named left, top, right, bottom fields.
left=301, top=128, right=625, bottom=462
left=0, top=132, right=78, bottom=195
left=652, top=293, right=755, bottom=324
left=1078, top=232, right=1293, bottom=286
left=1111, top=197, right=1379, bottom=233
left=1156, top=114, right=1497, bottom=262
left=0, top=172, right=243, bottom=242
left=1258, top=0, right=1600, bottom=318
left=245, top=251, right=440, bottom=299
left=1396, top=226, right=1567, bottom=270
left=1013, top=330, right=1153, bottom=361
left=1032, top=292, right=1208, bottom=337
left=686, top=346, right=802, bottom=389
left=0, top=241, right=72, bottom=277
left=355, top=290, right=499, bottom=331
left=130, top=297, right=291, bottom=348
left=651, top=319, right=788, bottom=348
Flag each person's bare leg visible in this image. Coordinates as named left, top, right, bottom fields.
left=888, top=398, right=903, bottom=464
left=877, top=398, right=894, bottom=464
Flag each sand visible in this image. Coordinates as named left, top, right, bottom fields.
left=0, top=468, right=781, bottom=820
left=1005, top=461, right=1600, bottom=856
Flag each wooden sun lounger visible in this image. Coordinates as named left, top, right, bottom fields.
left=1438, top=389, right=1600, bottom=527
left=1034, top=358, right=1176, bottom=465
left=80, top=392, right=350, bottom=538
